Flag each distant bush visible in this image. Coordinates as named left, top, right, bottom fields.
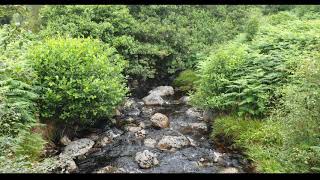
left=29, top=37, right=128, bottom=126
left=39, top=5, right=257, bottom=82
left=173, top=69, right=198, bottom=92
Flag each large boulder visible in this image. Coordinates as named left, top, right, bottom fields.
left=135, top=150, right=159, bottom=169
left=157, top=135, right=190, bottom=151
left=60, top=138, right=94, bottom=158
left=150, top=113, right=170, bottom=129
left=142, top=93, right=165, bottom=106
left=148, top=86, right=174, bottom=97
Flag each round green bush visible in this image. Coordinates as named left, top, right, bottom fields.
left=29, top=37, right=128, bottom=125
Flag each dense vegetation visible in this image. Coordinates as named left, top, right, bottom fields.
left=192, top=8, right=320, bottom=172
left=0, top=5, right=320, bottom=173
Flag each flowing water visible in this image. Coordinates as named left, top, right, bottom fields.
left=59, top=90, right=255, bottom=173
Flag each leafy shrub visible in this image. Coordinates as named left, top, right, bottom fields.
left=191, top=42, right=252, bottom=115
left=173, top=69, right=198, bottom=92
left=39, top=5, right=257, bottom=82
left=29, top=37, right=128, bottom=126
left=0, top=25, right=39, bottom=136
left=192, top=14, right=320, bottom=118
left=211, top=53, right=320, bottom=173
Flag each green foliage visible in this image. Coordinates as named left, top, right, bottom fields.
left=14, top=129, right=46, bottom=161
left=29, top=37, right=128, bottom=126
left=192, top=12, right=320, bottom=118
left=173, top=69, right=198, bottom=92
left=0, top=25, right=39, bottom=136
left=39, top=5, right=257, bottom=82
left=211, top=53, right=320, bottom=173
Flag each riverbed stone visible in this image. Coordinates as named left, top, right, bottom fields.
left=186, top=136, right=197, bottom=147
left=150, top=113, right=170, bottom=128
left=128, top=126, right=142, bottom=133
left=95, top=165, right=117, bottom=173
left=94, top=135, right=112, bottom=148
left=56, top=155, right=78, bottom=173
left=148, top=86, right=174, bottom=97
left=142, top=106, right=154, bottom=116
left=190, top=123, right=208, bottom=133
left=157, top=135, right=190, bottom=151
left=142, top=93, right=165, bottom=105
left=135, top=150, right=159, bottom=169
left=219, top=167, right=239, bottom=173
left=144, top=138, right=157, bottom=148
left=60, top=138, right=94, bottom=158
left=180, top=122, right=208, bottom=134
left=122, top=98, right=141, bottom=116
left=139, top=122, right=146, bottom=128
left=135, top=129, right=147, bottom=139
left=60, top=135, right=71, bottom=146
left=179, top=96, right=190, bottom=104
left=186, top=108, right=202, bottom=119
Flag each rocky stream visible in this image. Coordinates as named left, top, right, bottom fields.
left=52, top=86, right=253, bottom=173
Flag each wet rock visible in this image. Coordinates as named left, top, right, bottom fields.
left=122, top=98, right=141, bottom=116
left=105, top=129, right=123, bottom=139
left=150, top=113, right=169, bottom=129
left=142, top=94, right=165, bottom=106
left=128, top=126, right=142, bottom=133
left=139, top=122, right=146, bottom=128
left=94, top=135, right=112, bottom=148
left=186, top=136, right=197, bottom=147
left=60, top=138, right=94, bottom=158
left=142, top=106, right=154, bottom=116
left=60, top=135, right=71, bottom=146
left=135, top=150, right=159, bottom=169
left=125, top=117, right=135, bottom=123
left=190, top=123, right=208, bottom=133
left=86, top=133, right=100, bottom=141
left=135, top=129, right=147, bottom=139
left=148, top=86, right=174, bottom=97
left=219, top=167, right=239, bottom=173
left=179, top=96, right=190, bottom=104
left=56, top=155, right=78, bottom=173
left=144, top=138, right=157, bottom=148
left=186, top=108, right=202, bottom=119
left=95, top=165, right=117, bottom=173
left=197, top=157, right=214, bottom=167
left=157, top=135, right=190, bottom=151
left=203, top=109, right=215, bottom=122
left=180, top=122, right=208, bottom=135
left=213, top=151, right=223, bottom=163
